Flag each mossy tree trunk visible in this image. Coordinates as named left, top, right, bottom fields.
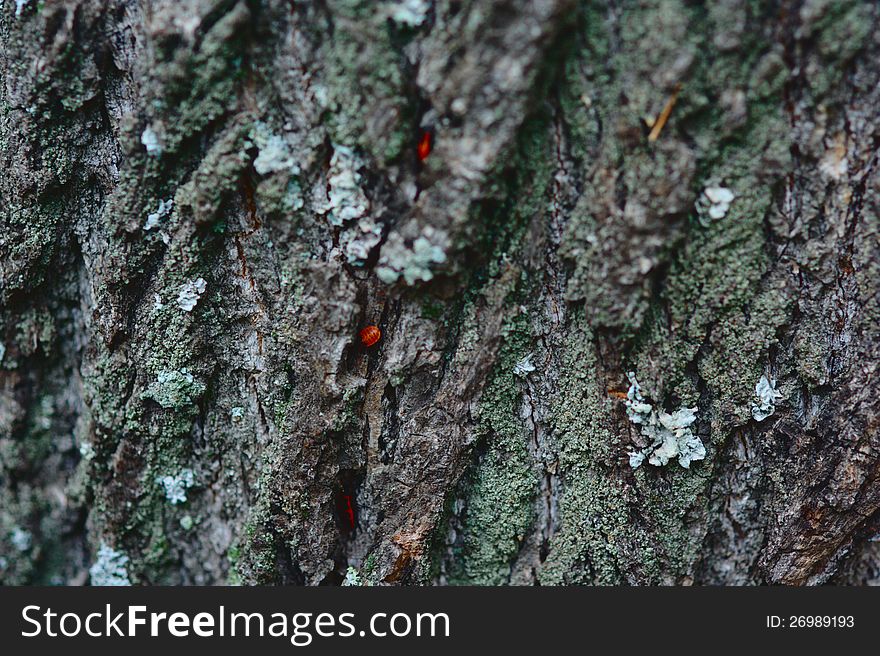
left=2, top=0, right=879, bottom=586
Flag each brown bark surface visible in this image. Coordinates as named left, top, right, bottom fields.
left=1, top=0, right=879, bottom=586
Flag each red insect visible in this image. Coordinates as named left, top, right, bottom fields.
left=343, top=495, right=355, bottom=529
left=417, top=130, right=432, bottom=162
left=359, top=325, right=381, bottom=348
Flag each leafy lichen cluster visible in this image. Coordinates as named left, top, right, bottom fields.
left=624, top=372, right=705, bottom=470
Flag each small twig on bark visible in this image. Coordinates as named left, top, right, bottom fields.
left=648, top=83, right=683, bottom=142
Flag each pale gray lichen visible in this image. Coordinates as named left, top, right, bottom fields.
left=311, top=144, right=383, bottom=265
left=78, top=440, right=95, bottom=460
left=10, top=527, right=31, bottom=552
left=230, top=406, right=245, bottom=423
left=696, top=185, right=735, bottom=225
left=143, top=368, right=206, bottom=409
left=0, top=342, right=5, bottom=365
left=179, top=515, right=195, bottom=531
left=513, top=354, right=536, bottom=378
left=145, top=198, right=173, bottom=231
left=625, top=372, right=705, bottom=469
left=624, top=373, right=654, bottom=424
left=251, top=123, right=300, bottom=177
left=177, top=278, right=207, bottom=312
left=628, top=450, right=646, bottom=469
left=387, top=0, right=429, bottom=26
left=320, top=144, right=368, bottom=227
left=751, top=375, right=783, bottom=421
left=342, top=217, right=383, bottom=265
left=156, top=468, right=195, bottom=505
left=141, top=125, right=162, bottom=156
left=89, top=543, right=131, bottom=586
left=376, top=226, right=449, bottom=285
left=312, top=84, right=329, bottom=109
left=342, top=566, right=362, bottom=586
left=284, top=179, right=306, bottom=212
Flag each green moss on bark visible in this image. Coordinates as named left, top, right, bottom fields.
left=446, top=312, right=538, bottom=585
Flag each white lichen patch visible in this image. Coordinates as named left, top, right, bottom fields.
left=818, top=132, right=848, bottom=181
left=252, top=123, right=300, bottom=177
left=342, top=216, right=383, bottom=265
left=144, top=198, right=173, bottom=231
left=387, top=0, right=429, bottom=26
left=89, top=543, right=131, bottom=586
left=156, top=468, right=195, bottom=505
left=177, top=277, right=207, bottom=312
left=751, top=375, right=783, bottom=421
left=625, top=372, right=705, bottom=469
left=141, top=125, right=162, bottom=156
left=696, top=185, right=735, bottom=225
left=0, top=342, right=5, bottom=364
left=624, top=373, right=653, bottom=424
left=10, top=527, right=32, bottom=552
left=285, top=179, right=306, bottom=212
left=321, top=144, right=369, bottom=227
left=179, top=515, right=195, bottom=531
left=230, top=406, right=245, bottom=423
left=78, top=440, right=95, bottom=460
left=309, top=144, right=379, bottom=265
left=342, top=566, right=362, bottom=586
left=376, top=226, right=449, bottom=285
left=312, top=84, right=329, bottom=109
left=513, top=354, right=536, bottom=378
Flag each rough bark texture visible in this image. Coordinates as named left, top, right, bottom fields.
left=1, top=0, right=879, bottom=586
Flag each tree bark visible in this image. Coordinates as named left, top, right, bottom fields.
left=1, top=0, right=879, bottom=586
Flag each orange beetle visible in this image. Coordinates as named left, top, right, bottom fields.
left=360, top=325, right=381, bottom=348
left=417, top=130, right=432, bottom=162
